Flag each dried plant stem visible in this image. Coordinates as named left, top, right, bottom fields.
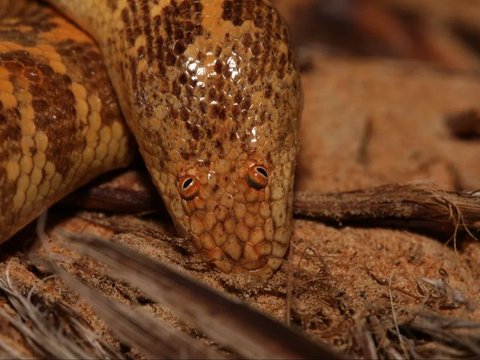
left=58, top=231, right=342, bottom=360
left=294, top=184, right=480, bottom=234
left=48, top=263, right=221, bottom=360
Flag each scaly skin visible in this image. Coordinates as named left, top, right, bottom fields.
left=0, top=2, right=134, bottom=242
left=1, top=0, right=301, bottom=277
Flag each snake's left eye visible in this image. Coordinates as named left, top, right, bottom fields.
left=246, top=164, right=269, bottom=190
left=178, top=175, right=200, bottom=200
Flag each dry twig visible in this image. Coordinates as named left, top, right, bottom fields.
left=48, top=262, right=222, bottom=359
left=56, top=230, right=343, bottom=360
left=294, top=184, right=480, bottom=235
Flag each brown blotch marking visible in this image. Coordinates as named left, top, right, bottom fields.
left=137, top=45, right=146, bottom=58
left=122, top=0, right=205, bottom=119
left=0, top=5, right=58, bottom=47
left=153, top=0, right=203, bottom=73
left=0, top=108, right=22, bottom=154
left=4, top=50, right=82, bottom=177
left=127, top=0, right=143, bottom=43
left=55, top=40, right=121, bottom=126
left=185, top=120, right=201, bottom=141
left=0, top=105, right=22, bottom=227
left=106, top=0, right=118, bottom=11
left=140, top=0, right=155, bottom=61
left=120, top=8, right=136, bottom=47
left=215, top=139, right=224, bottom=153
left=178, top=72, right=188, bottom=84
left=223, top=0, right=289, bottom=83
left=180, top=151, right=189, bottom=161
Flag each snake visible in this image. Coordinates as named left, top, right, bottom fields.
left=0, top=0, right=301, bottom=277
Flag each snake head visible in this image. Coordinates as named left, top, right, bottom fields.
left=111, top=0, right=301, bottom=277
left=170, top=131, right=298, bottom=277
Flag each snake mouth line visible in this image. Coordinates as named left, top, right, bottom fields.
left=211, top=251, right=285, bottom=279
left=194, top=231, right=289, bottom=278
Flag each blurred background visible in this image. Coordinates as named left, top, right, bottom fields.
left=274, top=0, right=480, bottom=72
left=259, top=0, right=480, bottom=195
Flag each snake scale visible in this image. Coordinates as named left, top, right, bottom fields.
left=0, top=0, right=301, bottom=277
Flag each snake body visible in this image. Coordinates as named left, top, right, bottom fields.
left=0, top=0, right=301, bottom=277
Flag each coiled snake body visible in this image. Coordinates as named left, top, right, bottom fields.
left=0, top=0, right=301, bottom=277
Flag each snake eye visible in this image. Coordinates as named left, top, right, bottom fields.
left=246, top=164, right=269, bottom=190
left=178, top=175, right=200, bottom=200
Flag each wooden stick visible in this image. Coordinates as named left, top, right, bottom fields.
left=57, top=231, right=343, bottom=360
left=294, top=184, right=480, bottom=234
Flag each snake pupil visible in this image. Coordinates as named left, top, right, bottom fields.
left=178, top=175, right=200, bottom=200
left=256, top=166, right=268, bottom=178
left=246, top=164, right=269, bottom=190
left=182, top=178, right=193, bottom=189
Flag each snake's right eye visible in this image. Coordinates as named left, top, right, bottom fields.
left=178, top=175, right=200, bottom=200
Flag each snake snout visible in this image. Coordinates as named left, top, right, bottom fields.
left=189, top=204, right=291, bottom=277
left=175, top=162, right=293, bottom=278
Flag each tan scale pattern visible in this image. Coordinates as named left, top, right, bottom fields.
left=0, top=4, right=134, bottom=241
left=3, top=0, right=301, bottom=277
